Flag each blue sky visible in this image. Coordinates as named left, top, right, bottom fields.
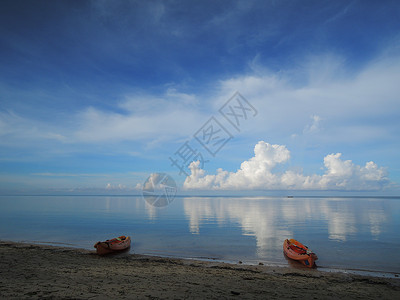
left=0, top=0, right=399, bottom=194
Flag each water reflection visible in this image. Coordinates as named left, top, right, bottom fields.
left=144, top=200, right=158, bottom=221
left=368, top=209, right=386, bottom=238
left=319, top=200, right=357, bottom=241
left=0, top=195, right=398, bottom=273
left=183, top=197, right=392, bottom=255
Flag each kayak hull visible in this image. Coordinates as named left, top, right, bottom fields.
left=94, top=236, right=131, bottom=255
left=283, top=239, right=317, bottom=268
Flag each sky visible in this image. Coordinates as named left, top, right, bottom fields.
left=0, top=0, right=400, bottom=195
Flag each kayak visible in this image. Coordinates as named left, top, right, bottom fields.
left=283, top=239, right=318, bottom=268
left=283, top=239, right=318, bottom=267
left=94, top=236, right=131, bottom=255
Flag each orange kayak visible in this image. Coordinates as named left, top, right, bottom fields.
left=283, top=239, right=318, bottom=268
left=94, top=236, right=131, bottom=255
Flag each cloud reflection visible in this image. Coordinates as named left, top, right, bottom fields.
left=183, top=197, right=389, bottom=254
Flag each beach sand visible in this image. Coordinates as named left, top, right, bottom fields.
left=1, top=241, right=399, bottom=299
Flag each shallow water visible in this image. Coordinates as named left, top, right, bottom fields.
left=0, top=195, right=399, bottom=274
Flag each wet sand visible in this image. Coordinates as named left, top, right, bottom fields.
left=1, top=241, right=399, bottom=299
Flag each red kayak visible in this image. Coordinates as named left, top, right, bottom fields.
left=283, top=239, right=318, bottom=268
left=94, top=236, right=131, bottom=255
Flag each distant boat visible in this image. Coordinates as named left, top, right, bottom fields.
left=94, top=236, right=131, bottom=255
left=283, top=239, right=318, bottom=268
left=287, top=196, right=294, bottom=198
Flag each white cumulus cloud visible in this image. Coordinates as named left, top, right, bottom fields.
left=184, top=141, right=389, bottom=191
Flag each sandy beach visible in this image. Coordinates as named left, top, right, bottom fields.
left=0, top=241, right=399, bottom=299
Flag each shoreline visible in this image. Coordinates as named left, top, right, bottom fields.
left=1, top=241, right=399, bottom=299
left=13, top=239, right=400, bottom=279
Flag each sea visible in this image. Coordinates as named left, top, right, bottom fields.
left=1, top=195, right=399, bottom=277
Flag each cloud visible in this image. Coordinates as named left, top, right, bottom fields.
left=105, top=183, right=126, bottom=190
left=134, top=183, right=143, bottom=190
left=184, top=141, right=389, bottom=191
left=3, top=49, right=399, bottom=150
left=303, top=115, right=322, bottom=134
left=0, top=91, right=200, bottom=147
left=32, top=173, right=105, bottom=177
left=118, top=88, right=198, bottom=114
left=74, top=89, right=203, bottom=143
left=214, top=50, right=400, bottom=146
left=0, top=110, right=67, bottom=145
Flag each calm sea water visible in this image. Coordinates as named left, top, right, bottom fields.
left=0, top=195, right=399, bottom=274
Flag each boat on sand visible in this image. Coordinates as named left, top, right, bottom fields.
left=283, top=238, right=318, bottom=268
left=94, top=236, right=131, bottom=255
